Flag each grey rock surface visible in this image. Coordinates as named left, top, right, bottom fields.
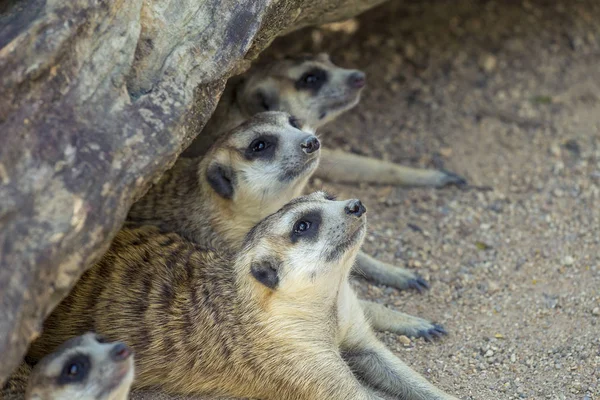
left=0, top=0, right=385, bottom=384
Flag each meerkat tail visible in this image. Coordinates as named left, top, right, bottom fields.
left=317, top=149, right=466, bottom=187
left=353, top=252, right=429, bottom=292
left=359, top=301, right=447, bottom=341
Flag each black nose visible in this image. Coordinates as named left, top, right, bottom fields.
left=345, top=199, right=366, bottom=217
left=348, top=72, right=366, bottom=89
left=110, top=342, right=132, bottom=362
left=301, top=135, right=320, bottom=154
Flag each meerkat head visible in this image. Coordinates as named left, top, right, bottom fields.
left=238, top=191, right=367, bottom=299
left=26, top=333, right=134, bottom=400
left=200, top=111, right=321, bottom=228
left=237, top=53, right=366, bottom=129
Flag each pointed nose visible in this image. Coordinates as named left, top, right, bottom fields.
left=347, top=71, right=366, bottom=89
left=301, top=135, right=320, bottom=154
left=110, top=342, right=132, bottom=362
left=345, top=199, right=366, bottom=217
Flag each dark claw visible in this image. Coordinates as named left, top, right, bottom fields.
left=440, top=169, right=468, bottom=188
left=432, top=324, right=448, bottom=335
left=407, top=276, right=430, bottom=293
left=417, top=323, right=448, bottom=342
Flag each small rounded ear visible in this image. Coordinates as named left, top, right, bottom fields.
left=206, top=162, right=235, bottom=199
left=250, top=258, right=280, bottom=290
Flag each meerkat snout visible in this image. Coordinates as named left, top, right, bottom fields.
left=344, top=199, right=366, bottom=217
left=347, top=71, right=366, bottom=89
left=109, top=342, right=132, bottom=362
left=300, top=135, right=320, bottom=154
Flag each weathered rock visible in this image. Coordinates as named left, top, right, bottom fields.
left=0, top=0, right=387, bottom=384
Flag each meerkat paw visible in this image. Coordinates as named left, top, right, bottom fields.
left=398, top=273, right=430, bottom=293
left=354, top=252, right=430, bottom=292
left=417, top=323, right=447, bottom=342
left=360, top=301, right=447, bottom=340
left=389, top=315, right=447, bottom=341
left=436, top=169, right=467, bottom=188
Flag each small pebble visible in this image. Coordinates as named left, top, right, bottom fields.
left=398, top=335, right=411, bottom=346
left=480, top=54, right=497, bottom=72
left=563, top=256, right=575, bottom=266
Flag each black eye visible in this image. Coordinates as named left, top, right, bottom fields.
left=245, top=135, right=278, bottom=160
left=289, top=116, right=301, bottom=129
left=58, top=354, right=90, bottom=385
left=304, top=74, right=317, bottom=84
left=296, top=68, right=328, bottom=91
left=294, top=220, right=310, bottom=234
left=250, top=139, right=268, bottom=152
left=290, top=211, right=321, bottom=243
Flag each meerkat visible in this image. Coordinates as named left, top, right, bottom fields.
left=183, top=53, right=466, bottom=188
left=3, top=333, right=134, bottom=400
left=128, top=111, right=321, bottom=251
left=28, top=193, right=458, bottom=400
left=130, top=111, right=444, bottom=339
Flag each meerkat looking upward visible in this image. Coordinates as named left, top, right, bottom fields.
left=183, top=53, right=465, bottom=188
left=128, top=111, right=321, bottom=251
left=130, top=111, right=445, bottom=339
left=4, top=333, right=134, bottom=400
left=28, top=193, right=458, bottom=400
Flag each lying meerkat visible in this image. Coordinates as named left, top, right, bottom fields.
left=28, top=193, right=458, bottom=400
left=3, top=333, right=134, bottom=400
left=129, top=111, right=444, bottom=339
left=183, top=53, right=466, bottom=188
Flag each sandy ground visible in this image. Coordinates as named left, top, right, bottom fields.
left=44, top=0, right=600, bottom=399
left=282, top=1, right=600, bottom=398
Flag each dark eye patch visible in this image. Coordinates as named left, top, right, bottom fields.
left=295, top=67, right=328, bottom=93
left=290, top=210, right=322, bottom=243
left=57, top=353, right=90, bottom=385
left=244, top=134, right=278, bottom=161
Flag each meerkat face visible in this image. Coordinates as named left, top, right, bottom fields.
left=240, top=192, right=367, bottom=295
left=203, top=111, right=321, bottom=210
left=26, top=333, right=134, bottom=400
left=239, top=53, right=366, bottom=129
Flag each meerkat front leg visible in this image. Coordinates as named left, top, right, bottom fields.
left=343, top=337, right=459, bottom=400
left=360, top=301, right=446, bottom=341
left=354, top=252, right=429, bottom=292
left=342, top=296, right=458, bottom=400
left=318, top=149, right=466, bottom=188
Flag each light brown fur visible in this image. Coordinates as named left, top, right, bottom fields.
left=28, top=193, right=457, bottom=400
left=130, top=110, right=444, bottom=338
left=182, top=53, right=466, bottom=189
left=128, top=111, right=320, bottom=251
